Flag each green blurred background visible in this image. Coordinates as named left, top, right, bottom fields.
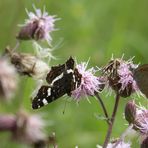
left=0, top=0, right=148, bottom=147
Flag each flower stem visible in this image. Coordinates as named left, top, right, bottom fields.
left=95, top=92, right=110, bottom=125
left=103, top=93, right=120, bottom=148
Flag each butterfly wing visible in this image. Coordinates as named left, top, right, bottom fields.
left=67, top=68, right=82, bottom=96
left=46, top=57, right=74, bottom=85
left=134, top=64, right=148, bottom=98
left=32, top=75, right=67, bottom=109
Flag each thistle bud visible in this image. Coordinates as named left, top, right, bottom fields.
left=125, top=100, right=136, bottom=124
left=5, top=47, right=49, bottom=79
left=17, top=21, right=39, bottom=40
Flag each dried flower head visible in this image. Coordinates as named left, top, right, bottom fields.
left=12, top=110, right=46, bottom=145
left=106, top=140, right=131, bottom=148
left=71, top=61, right=105, bottom=100
left=17, top=5, right=58, bottom=45
left=103, top=57, right=139, bottom=97
left=134, top=107, right=148, bottom=135
left=5, top=47, right=49, bottom=79
left=0, top=57, right=18, bottom=100
left=125, top=100, right=137, bottom=124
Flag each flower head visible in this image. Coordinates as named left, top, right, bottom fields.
left=71, top=61, right=105, bottom=100
left=107, top=141, right=131, bottom=148
left=0, top=57, right=18, bottom=100
left=103, top=57, right=139, bottom=97
left=5, top=47, right=50, bottom=79
left=17, top=5, right=58, bottom=45
left=134, top=107, right=148, bottom=135
left=12, top=110, right=46, bottom=145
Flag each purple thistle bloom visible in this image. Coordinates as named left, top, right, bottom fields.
left=18, top=5, right=58, bottom=45
left=118, top=60, right=139, bottom=93
left=71, top=61, right=104, bottom=100
left=103, top=57, right=140, bottom=97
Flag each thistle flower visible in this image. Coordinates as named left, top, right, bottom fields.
left=103, top=57, right=139, bottom=97
left=5, top=47, right=50, bottom=79
left=106, top=140, right=131, bottom=148
left=71, top=61, right=105, bottom=100
left=17, top=5, right=58, bottom=45
left=12, top=110, right=46, bottom=145
left=0, top=57, right=18, bottom=100
left=134, top=107, right=148, bottom=135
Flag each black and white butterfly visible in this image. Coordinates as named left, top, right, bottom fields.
left=32, top=57, right=82, bottom=109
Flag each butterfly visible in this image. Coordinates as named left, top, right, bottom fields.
left=32, top=57, right=82, bottom=109
left=133, top=64, right=148, bottom=98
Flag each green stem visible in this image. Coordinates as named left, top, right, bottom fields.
left=103, top=93, right=120, bottom=148
left=95, top=92, right=110, bottom=125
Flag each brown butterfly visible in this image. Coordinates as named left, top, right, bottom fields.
left=133, top=64, right=148, bottom=98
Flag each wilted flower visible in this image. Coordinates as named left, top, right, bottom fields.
left=5, top=47, right=50, bottom=79
left=103, top=57, right=139, bottom=97
left=106, top=140, right=131, bottom=148
left=0, top=57, right=18, bottom=100
left=71, top=61, right=105, bottom=100
left=125, top=100, right=137, bottom=124
left=17, top=5, right=58, bottom=45
left=12, top=110, right=46, bottom=145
